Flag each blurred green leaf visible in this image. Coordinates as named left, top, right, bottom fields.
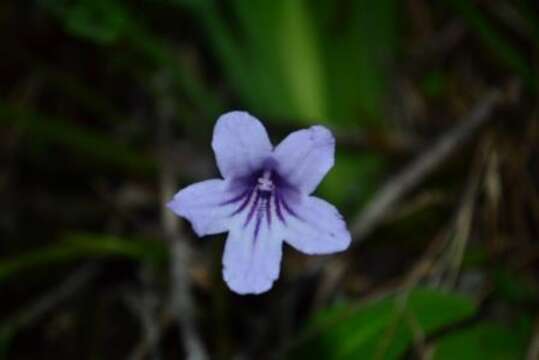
left=292, top=287, right=476, bottom=359
left=196, top=0, right=398, bottom=126
left=421, top=70, right=447, bottom=98
left=321, top=0, right=397, bottom=126
left=433, top=321, right=532, bottom=360
left=279, top=0, right=327, bottom=121
left=232, top=0, right=288, bottom=112
left=192, top=3, right=253, bottom=111
left=40, top=0, right=131, bottom=44
left=318, top=151, right=385, bottom=209
left=492, top=267, right=538, bottom=303
left=65, top=0, right=129, bottom=44
left=461, top=245, right=488, bottom=268
left=0, top=233, right=168, bottom=283
left=158, top=0, right=210, bottom=10
left=196, top=0, right=297, bottom=120
left=40, top=0, right=222, bottom=118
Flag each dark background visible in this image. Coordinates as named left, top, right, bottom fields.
left=0, top=0, right=538, bottom=359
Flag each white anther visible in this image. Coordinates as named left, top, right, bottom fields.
left=257, top=170, right=274, bottom=191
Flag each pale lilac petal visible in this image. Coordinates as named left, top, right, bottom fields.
left=167, top=179, right=233, bottom=237
left=212, top=111, right=273, bottom=179
left=169, top=112, right=350, bottom=296
left=284, top=196, right=351, bottom=255
left=222, top=219, right=285, bottom=295
left=273, top=125, right=335, bottom=194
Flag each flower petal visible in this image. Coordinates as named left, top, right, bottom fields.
left=222, top=217, right=285, bottom=295
left=273, top=125, right=335, bottom=194
left=284, top=196, right=351, bottom=255
left=167, top=179, right=234, bottom=237
left=212, top=111, right=273, bottom=179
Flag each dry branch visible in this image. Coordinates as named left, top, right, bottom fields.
left=155, top=73, right=208, bottom=360
left=349, top=90, right=502, bottom=243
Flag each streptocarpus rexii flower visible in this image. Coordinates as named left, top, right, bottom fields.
left=167, top=112, right=351, bottom=294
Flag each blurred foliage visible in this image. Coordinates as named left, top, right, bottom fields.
left=493, top=267, right=538, bottom=304
left=40, top=0, right=223, bottom=118
left=318, top=151, right=385, bottom=209
left=1, top=0, right=538, bottom=358
left=41, top=0, right=131, bottom=44
left=293, top=288, right=476, bottom=359
left=0, top=102, right=156, bottom=174
left=0, top=233, right=167, bottom=284
left=169, top=0, right=399, bottom=126
left=447, top=0, right=537, bottom=91
left=434, top=321, right=532, bottom=360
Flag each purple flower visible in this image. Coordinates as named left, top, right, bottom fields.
left=167, top=112, right=351, bottom=294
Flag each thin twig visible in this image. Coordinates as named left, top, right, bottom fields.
left=303, top=90, right=503, bottom=308
left=127, top=266, right=162, bottom=360
left=527, top=316, right=539, bottom=360
left=349, top=90, right=502, bottom=243
left=404, top=310, right=433, bottom=360
left=441, top=140, right=487, bottom=289
left=154, top=73, right=208, bottom=360
left=123, top=81, right=165, bottom=360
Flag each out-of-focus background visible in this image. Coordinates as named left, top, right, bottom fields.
left=1, top=0, right=538, bottom=359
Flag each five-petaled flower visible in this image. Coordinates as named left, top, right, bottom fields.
left=167, top=112, right=351, bottom=294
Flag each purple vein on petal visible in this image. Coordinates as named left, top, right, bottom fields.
left=244, top=191, right=260, bottom=227
left=220, top=188, right=250, bottom=206
left=265, top=193, right=272, bottom=227
left=230, top=188, right=254, bottom=216
left=254, top=203, right=263, bottom=242
left=274, top=191, right=286, bottom=224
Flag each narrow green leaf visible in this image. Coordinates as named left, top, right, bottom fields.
left=0, top=103, right=156, bottom=174
left=278, top=0, right=327, bottom=121
left=0, top=233, right=168, bottom=283
left=322, top=0, right=398, bottom=125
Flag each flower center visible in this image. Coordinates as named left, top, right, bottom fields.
left=222, top=166, right=300, bottom=235
left=256, top=169, right=274, bottom=192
